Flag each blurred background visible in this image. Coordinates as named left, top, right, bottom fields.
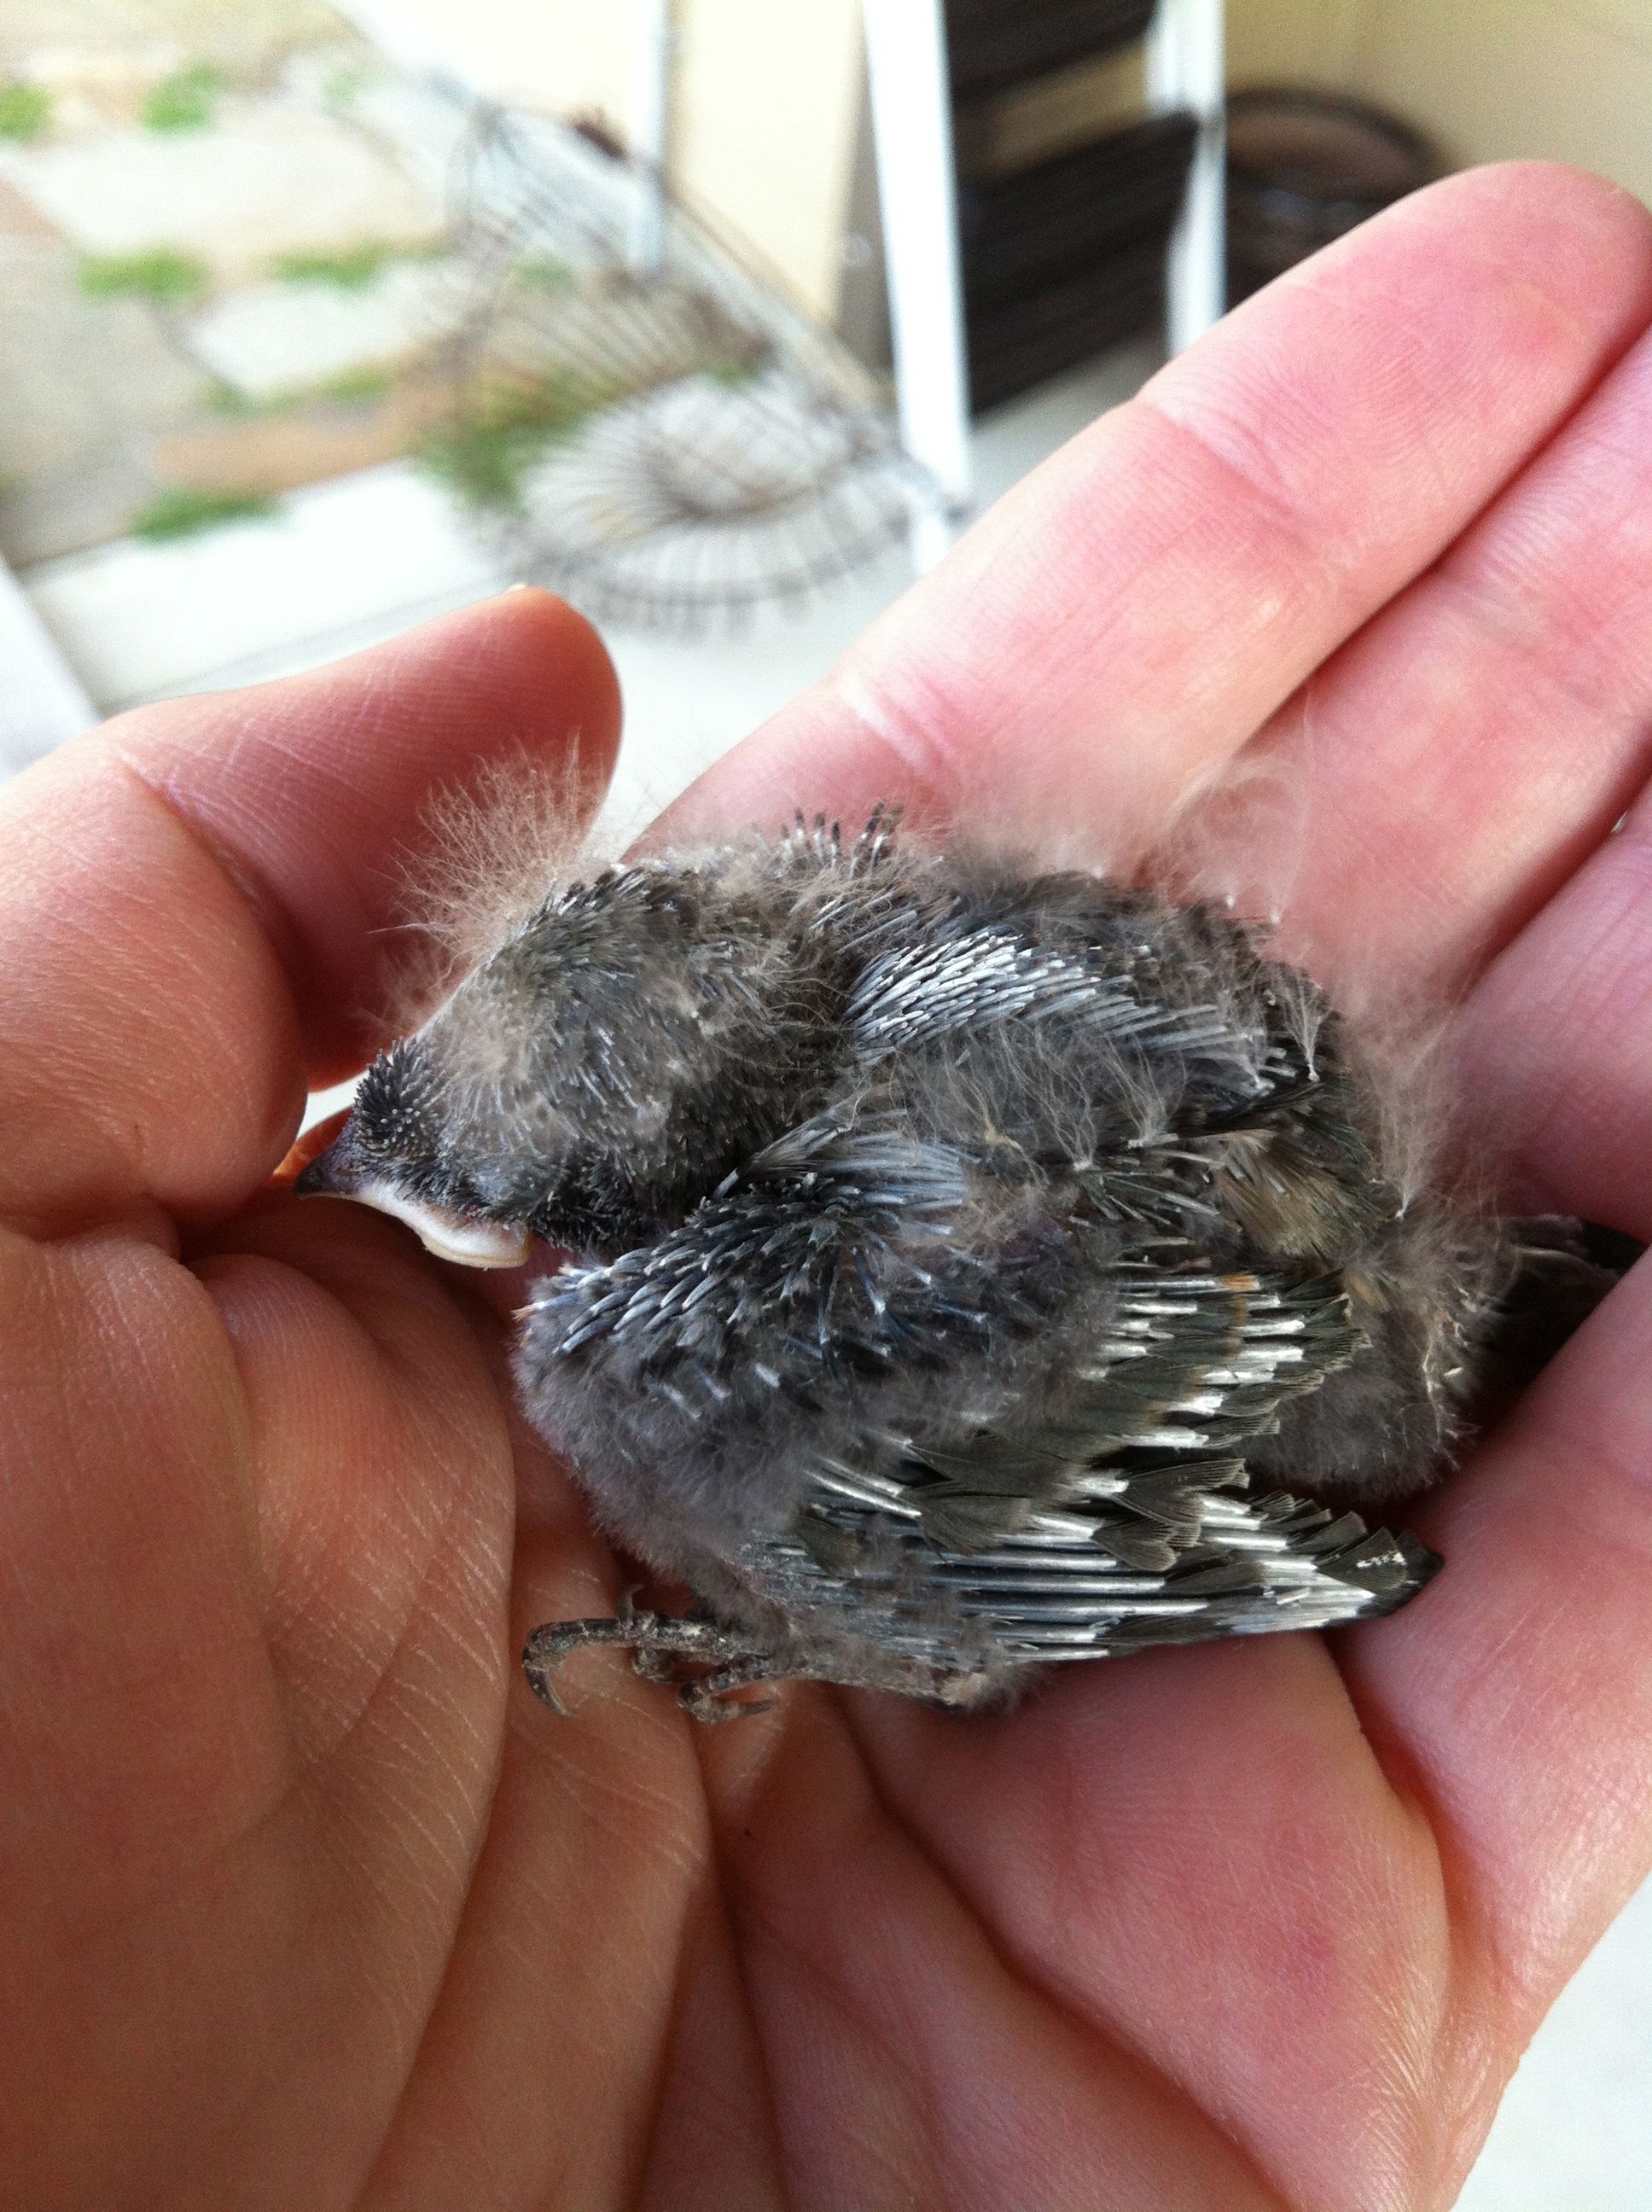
left=0, top=7, right=1646, bottom=2201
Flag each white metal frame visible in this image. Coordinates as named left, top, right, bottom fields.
left=627, top=0, right=676, bottom=274
left=867, top=0, right=1226, bottom=568
left=862, top=0, right=971, bottom=571
left=1147, top=0, right=1226, bottom=352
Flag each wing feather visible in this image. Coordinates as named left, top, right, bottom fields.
left=745, top=1255, right=1437, bottom=1662
left=751, top=1458, right=1438, bottom=1663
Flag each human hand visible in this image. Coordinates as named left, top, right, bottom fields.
left=4, top=161, right=1651, bottom=2209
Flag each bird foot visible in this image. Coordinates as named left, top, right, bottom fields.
left=524, top=1608, right=998, bottom=1722
left=523, top=1609, right=782, bottom=1722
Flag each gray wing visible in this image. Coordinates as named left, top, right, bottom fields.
left=737, top=1256, right=1440, bottom=1669
left=532, top=1126, right=1441, bottom=1664
left=746, top=1464, right=1438, bottom=1668
left=888, top=1260, right=1358, bottom=1557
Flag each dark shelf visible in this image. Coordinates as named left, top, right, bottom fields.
left=967, top=238, right=1167, bottom=411
left=946, top=0, right=1160, bottom=102
left=958, top=111, right=1198, bottom=308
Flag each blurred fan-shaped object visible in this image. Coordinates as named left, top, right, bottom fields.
left=425, top=102, right=928, bottom=629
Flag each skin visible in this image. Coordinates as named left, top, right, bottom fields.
left=3, top=160, right=1652, bottom=2210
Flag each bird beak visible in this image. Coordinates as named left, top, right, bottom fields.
left=296, top=1121, right=533, bottom=1271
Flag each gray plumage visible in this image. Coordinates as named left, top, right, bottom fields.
left=300, top=807, right=1599, bottom=1720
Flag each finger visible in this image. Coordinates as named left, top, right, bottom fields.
left=0, top=591, right=620, bottom=1234
left=662, top=166, right=1652, bottom=862
left=1206, top=308, right=1652, bottom=1007
left=1339, top=1256, right=1652, bottom=2052
left=1448, top=790, right=1652, bottom=1235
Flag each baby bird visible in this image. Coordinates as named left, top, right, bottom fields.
left=299, top=808, right=1578, bottom=1720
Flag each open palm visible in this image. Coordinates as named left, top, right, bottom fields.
left=6, top=164, right=1652, bottom=2210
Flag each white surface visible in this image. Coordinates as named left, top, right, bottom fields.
left=24, top=461, right=499, bottom=709
left=1460, top=1877, right=1652, bottom=2210
left=0, top=560, right=97, bottom=773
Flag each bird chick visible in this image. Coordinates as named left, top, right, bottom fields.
left=299, top=808, right=1587, bottom=1721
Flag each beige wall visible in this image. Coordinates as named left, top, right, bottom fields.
left=1228, top=0, right=1368, bottom=87
left=669, top=1, right=864, bottom=317
left=370, top=0, right=864, bottom=322
left=364, top=0, right=636, bottom=126
left=1230, top=0, right=1652, bottom=209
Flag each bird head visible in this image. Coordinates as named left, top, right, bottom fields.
left=298, top=859, right=842, bottom=1265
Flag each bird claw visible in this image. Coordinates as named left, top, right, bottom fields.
left=521, top=1609, right=775, bottom=1718
left=522, top=1617, right=626, bottom=1713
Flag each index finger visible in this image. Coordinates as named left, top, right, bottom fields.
left=663, top=164, right=1652, bottom=864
